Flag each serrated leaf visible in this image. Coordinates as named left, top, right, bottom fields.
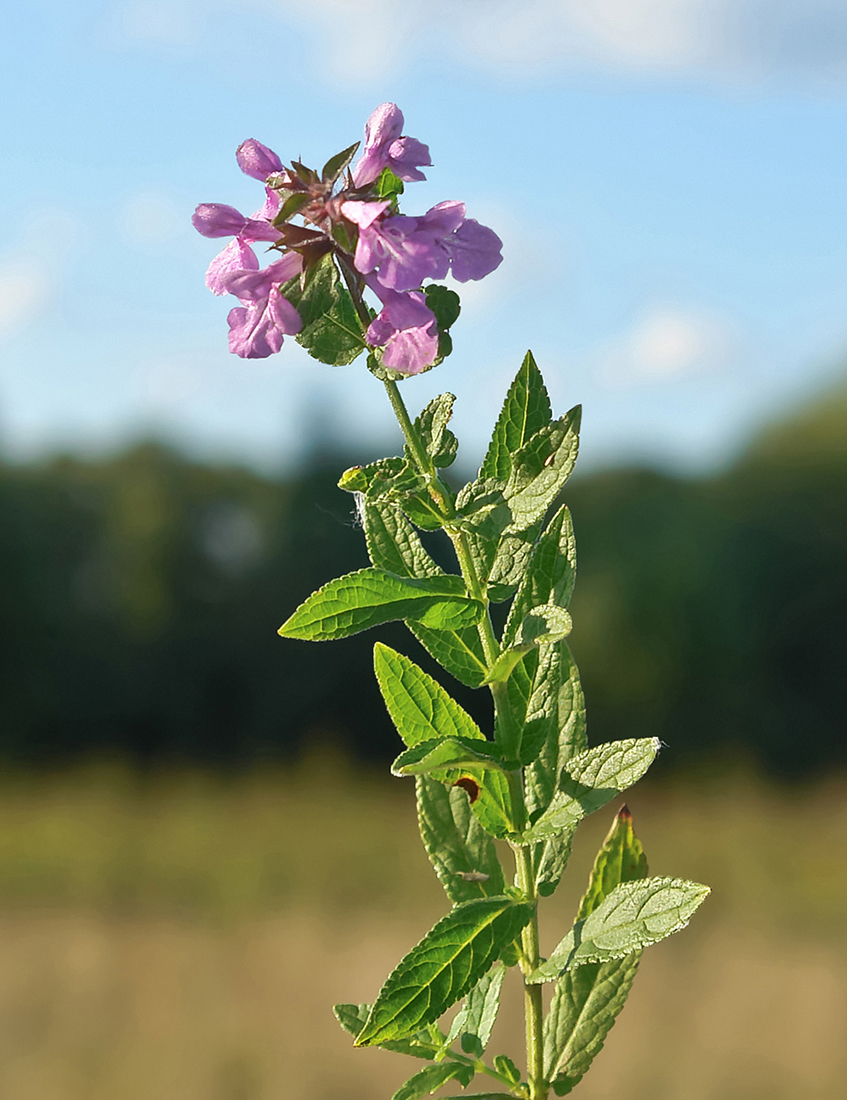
left=281, top=253, right=366, bottom=366
left=322, top=140, right=360, bottom=182
left=503, top=507, right=576, bottom=647
left=355, top=898, right=534, bottom=1046
left=392, top=1062, right=474, bottom=1100
left=374, top=643, right=485, bottom=749
left=544, top=808, right=649, bottom=1089
left=413, top=393, right=458, bottom=468
left=391, top=737, right=504, bottom=777
left=417, top=779, right=506, bottom=904
left=278, top=569, right=483, bottom=641
left=487, top=523, right=542, bottom=601
left=504, top=408, right=581, bottom=532
left=480, top=352, right=552, bottom=481
left=519, top=738, right=660, bottom=844
left=546, top=955, right=641, bottom=1094
left=363, top=501, right=442, bottom=579
left=409, top=622, right=489, bottom=689
left=524, top=644, right=586, bottom=819
left=529, top=877, right=710, bottom=982
left=333, top=1003, right=438, bottom=1059
left=445, top=963, right=505, bottom=1052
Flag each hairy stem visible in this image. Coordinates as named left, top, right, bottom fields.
left=515, top=844, right=546, bottom=1100
left=382, top=379, right=541, bottom=1095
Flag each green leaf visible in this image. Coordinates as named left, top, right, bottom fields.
left=417, top=779, right=506, bottom=904
left=281, top=254, right=366, bottom=366
left=355, top=897, right=534, bottom=1046
left=374, top=643, right=486, bottom=749
left=362, top=501, right=442, bottom=579
left=492, top=1055, right=522, bottom=1086
left=504, top=408, right=581, bottom=532
left=425, top=284, right=461, bottom=330
left=391, top=737, right=505, bottom=777
left=513, top=605, right=573, bottom=647
left=503, top=506, right=576, bottom=647
left=546, top=955, right=641, bottom=1095
left=444, top=963, right=506, bottom=1053
left=392, top=1063, right=474, bottom=1100
left=576, top=805, right=649, bottom=922
left=333, top=1002, right=439, bottom=1058
left=273, top=191, right=311, bottom=225
left=487, top=523, right=542, bottom=601
left=413, top=393, right=458, bottom=468
left=338, top=456, right=417, bottom=498
left=375, top=167, right=405, bottom=199
left=519, top=738, right=660, bottom=844
left=524, top=644, right=586, bottom=818
left=322, top=140, right=360, bottom=182
left=529, top=877, right=710, bottom=982
left=544, top=808, right=648, bottom=1090
left=409, top=622, right=489, bottom=689
left=480, top=352, right=552, bottom=482
left=278, top=569, right=483, bottom=641
left=291, top=159, right=319, bottom=186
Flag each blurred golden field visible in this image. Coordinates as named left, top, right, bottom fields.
left=0, top=757, right=843, bottom=1100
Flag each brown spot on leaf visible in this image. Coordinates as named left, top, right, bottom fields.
left=454, top=777, right=480, bottom=803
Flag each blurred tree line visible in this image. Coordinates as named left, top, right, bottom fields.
left=0, top=383, right=844, bottom=777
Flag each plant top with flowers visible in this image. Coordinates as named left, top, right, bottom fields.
left=194, top=105, right=709, bottom=1100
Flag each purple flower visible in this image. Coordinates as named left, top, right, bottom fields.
left=352, top=103, right=432, bottom=188
left=192, top=202, right=281, bottom=242
left=343, top=199, right=502, bottom=291
left=236, top=139, right=284, bottom=181
left=366, top=281, right=439, bottom=375
left=194, top=191, right=283, bottom=296
left=221, top=252, right=304, bottom=359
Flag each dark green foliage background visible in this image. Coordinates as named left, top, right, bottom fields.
left=0, top=386, right=844, bottom=775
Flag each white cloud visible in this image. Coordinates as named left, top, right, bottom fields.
left=148, top=0, right=847, bottom=85
left=597, top=307, right=735, bottom=387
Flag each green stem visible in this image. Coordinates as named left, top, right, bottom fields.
left=381, top=378, right=542, bottom=1097
left=515, top=845, right=546, bottom=1100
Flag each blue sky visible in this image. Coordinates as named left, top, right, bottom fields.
left=2, top=0, right=847, bottom=474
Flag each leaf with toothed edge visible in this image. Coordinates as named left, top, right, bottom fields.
left=374, top=643, right=485, bottom=749
left=543, top=806, right=648, bottom=1091
left=529, top=876, right=710, bottom=982
left=355, top=897, right=534, bottom=1046
left=480, top=351, right=552, bottom=482
left=416, top=779, right=506, bottom=904
left=443, top=963, right=506, bottom=1054
left=362, top=500, right=442, bottom=579
left=278, top=569, right=483, bottom=641
left=517, top=738, right=660, bottom=845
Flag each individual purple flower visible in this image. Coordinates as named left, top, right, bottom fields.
left=192, top=202, right=281, bottom=242
left=343, top=199, right=502, bottom=291
left=352, top=103, right=432, bottom=188
left=193, top=191, right=283, bottom=296
left=365, top=281, right=439, bottom=375
left=221, top=252, right=303, bottom=359
left=236, top=139, right=284, bottom=182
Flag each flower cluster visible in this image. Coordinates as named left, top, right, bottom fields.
left=192, top=105, right=502, bottom=375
